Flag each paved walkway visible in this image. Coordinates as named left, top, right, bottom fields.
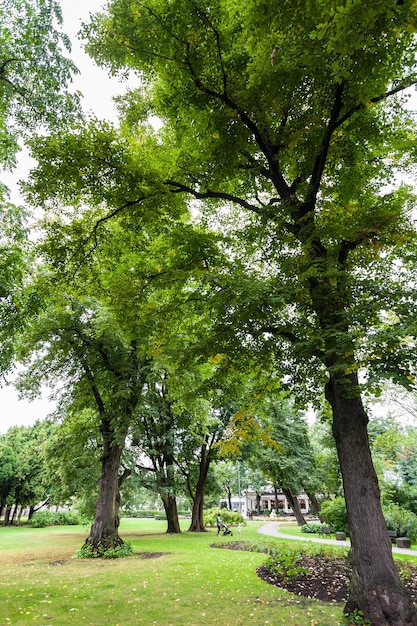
left=257, top=521, right=417, bottom=557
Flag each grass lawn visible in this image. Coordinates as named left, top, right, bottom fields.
left=0, top=518, right=369, bottom=625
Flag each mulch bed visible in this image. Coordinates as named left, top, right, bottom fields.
left=257, top=553, right=352, bottom=603
left=212, top=542, right=417, bottom=603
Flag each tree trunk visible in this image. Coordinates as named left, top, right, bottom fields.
left=274, top=485, right=279, bottom=513
left=161, top=492, right=181, bottom=533
left=188, top=445, right=211, bottom=532
left=2, top=505, right=11, bottom=526
left=188, top=487, right=206, bottom=532
left=256, top=493, right=261, bottom=514
left=85, top=442, right=124, bottom=550
left=282, top=487, right=306, bottom=526
left=306, top=490, right=323, bottom=521
left=326, top=371, right=417, bottom=625
left=10, top=503, right=18, bottom=524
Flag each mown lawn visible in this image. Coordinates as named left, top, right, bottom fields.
left=0, top=518, right=355, bottom=625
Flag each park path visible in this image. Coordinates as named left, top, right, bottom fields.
left=257, top=521, right=417, bottom=557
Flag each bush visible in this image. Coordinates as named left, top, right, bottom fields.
left=28, top=511, right=56, bottom=528
left=28, top=510, right=82, bottom=528
left=383, top=503, right=417, bottom=542
left=133, top=509, right=162, bottom=518
left=204, top=507, right=244, bottom=527
left=301, top=522, right=323, bottom=534
left=53, top=511, right=80, bottom=525
left=74, top=541, right=133, bottom=559
left=320, top=497, right=349, bottom=535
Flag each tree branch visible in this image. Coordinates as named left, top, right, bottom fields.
left=335, top=77, right=417, bottom=128
left=307, top=82, right=345, bottom=205
left=165, top=179, right=266, bottom=215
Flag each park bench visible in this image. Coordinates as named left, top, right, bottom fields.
left=388, top=531, right=397, bottom=544
left=396, top=537, right=411, bottom=548
left=318, top=525, right=333, bottom=538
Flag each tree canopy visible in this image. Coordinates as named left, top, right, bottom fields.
left=13, top=0, right=417, bottom=622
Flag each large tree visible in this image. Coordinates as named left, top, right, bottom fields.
left=17, top=293, right=151, bottom=550
left=74, top=1, right=417, bottom=623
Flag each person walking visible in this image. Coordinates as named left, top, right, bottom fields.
left=216, top=514, right=221, bottom=535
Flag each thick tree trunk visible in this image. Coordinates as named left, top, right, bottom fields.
left=188, top=488, right=206, bottom=532
left=86, top=443, right=124, bottom=550
left=161, top=493, right=181, bottom=533
left=306, top=490, right=323, bottom=521
left=282, top=487, right=306, bottom=526
left=188, top=446, right=211, bottom=532
left=326, top=372, right=417, bottom=625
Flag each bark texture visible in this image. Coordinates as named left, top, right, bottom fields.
left=188, top=445, right=211, bottom=532
left=282, top=487, right=306, bottom=526
left=161, top=492, right=181, bottom=534
left=326, top=372, right=417, bottom=626
left=306, top=491, right=323, bottom=521
left=86, top=443, right=124, bottom=550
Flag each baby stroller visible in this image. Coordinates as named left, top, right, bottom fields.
left=221, top=523, right=233, bottom=536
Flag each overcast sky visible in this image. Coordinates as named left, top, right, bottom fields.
left=0, top=0, right=127, bottom=434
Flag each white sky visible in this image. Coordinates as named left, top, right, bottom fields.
left=0, top=0, right=126, bottom=434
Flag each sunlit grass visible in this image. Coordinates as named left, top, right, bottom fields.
left=0, top=518, right=358, bottom=625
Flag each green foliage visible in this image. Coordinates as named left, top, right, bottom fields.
left=129, top=509, right=164, bottom=518
left=343, top=609, right=371, bottom=626
left=383, top=503, right=417, bottom=542
left=0, top=204, right=30, bottom=375
left=0, top=421, right=57, bottom=523
left=204, top=507, right=243, bottom=527
left=320, top=497, right=349, bottom=535
left=28, top=510, right=81, bottom=528
left=73, top=540, right=133, bottom=559
left=301, top=522, right=323, bottom=534
left=0, top=0, right=80, bottom=171
left=244, top=399, right=320, bottom=512
left=264, top=550, right=309, bottom=583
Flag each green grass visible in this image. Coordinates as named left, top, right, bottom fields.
left=0, top=518, right=362, bottom=625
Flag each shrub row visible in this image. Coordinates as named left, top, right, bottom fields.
left=319, top=497, right=417, bottom=542
left=28, top=510, right=82, bottom=528
left=124, top=509, right=190, bottom=518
